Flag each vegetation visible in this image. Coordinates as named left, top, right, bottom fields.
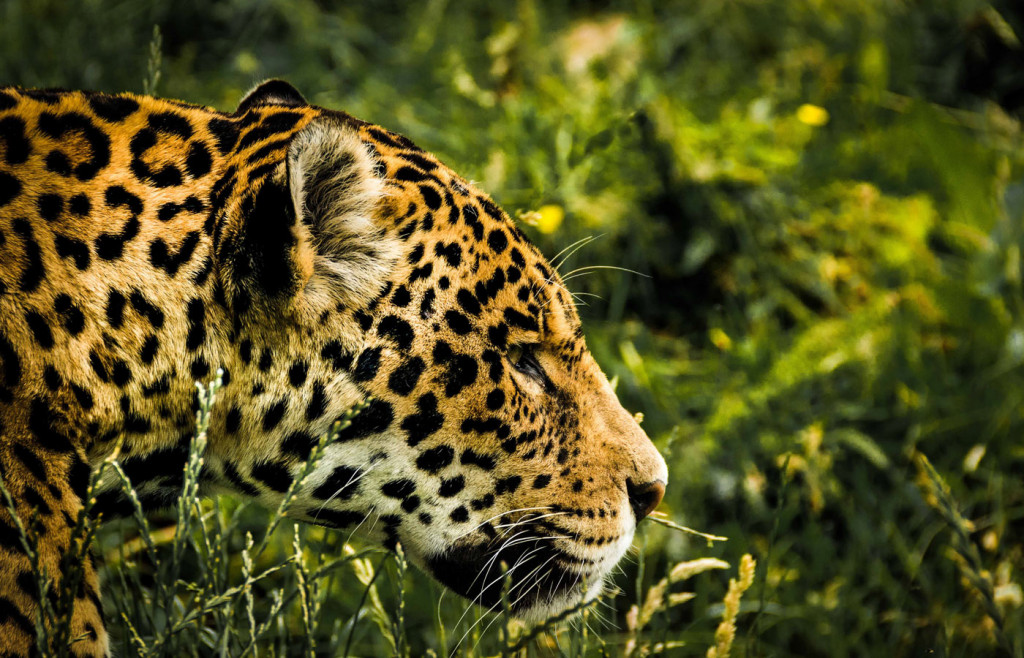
left=3, top=0, right=1024, bottom=655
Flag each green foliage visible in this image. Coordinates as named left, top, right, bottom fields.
left=4, top=0, right=1024, bottom=654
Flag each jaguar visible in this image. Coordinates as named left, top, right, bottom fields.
left=0, top=79, right=667, bottom=656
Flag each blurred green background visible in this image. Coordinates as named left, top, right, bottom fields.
left=5, top=0, right=1024, bottom=655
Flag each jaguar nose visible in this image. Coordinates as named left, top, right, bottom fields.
left=626, top=478, right=666, bottom=523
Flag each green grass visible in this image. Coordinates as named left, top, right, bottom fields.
left=4, top=0, right=1024, bottom=655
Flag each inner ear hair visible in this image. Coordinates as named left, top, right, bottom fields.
left=287, top=117, right=399, bottom=306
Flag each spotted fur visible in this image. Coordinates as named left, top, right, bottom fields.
left=0, top=80, right=667, bottom=656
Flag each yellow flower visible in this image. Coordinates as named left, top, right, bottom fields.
left=709, top=328, right=732, bottom=351
left=535, top=204, right=565, bottom=234
left=796, top=103, right=829, bottom=127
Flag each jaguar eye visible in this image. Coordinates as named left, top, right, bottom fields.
left=507, top=344, right=545, bottom=381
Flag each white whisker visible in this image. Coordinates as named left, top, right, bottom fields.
left=550, top=235, right=599, bottom=271
left=560, top=264, right=649, bottom=279
left=464, top=530, right=534, bottom=595
left=313, top=457, right=380, bottom=523
left=453, top=506, right=552, bottom=542
left=451, top=548, right=538, bottom=654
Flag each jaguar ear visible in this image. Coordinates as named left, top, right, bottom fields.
left=220, top=117, right=396, bottom=314
left=285, top=117, right=399, bottom=305
left=237, top=79, right=308, bottom=113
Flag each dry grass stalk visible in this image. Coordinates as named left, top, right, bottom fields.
left=624, top=557, right=730, bottom=657
left=707, top=554, right=756, bottom=658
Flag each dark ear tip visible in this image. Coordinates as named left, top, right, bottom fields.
left=236, top=79, right=307, bottom=113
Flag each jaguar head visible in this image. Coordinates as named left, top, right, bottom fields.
left=217, top=81, right=667, bottom=620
